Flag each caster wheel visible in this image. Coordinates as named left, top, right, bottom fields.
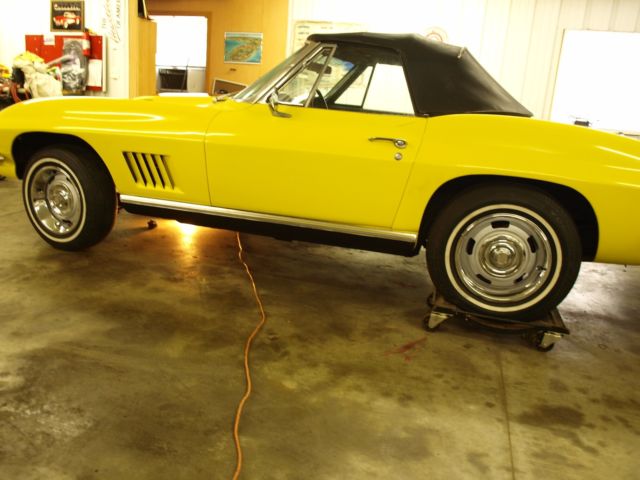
left=536, top=342, right=555, bottom=353
left=529, top=331, right=556, bottom=352
left=423, top=315, right=440, bottom=332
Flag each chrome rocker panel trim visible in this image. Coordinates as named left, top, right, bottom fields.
left=119, top=195, right=418, bottom=244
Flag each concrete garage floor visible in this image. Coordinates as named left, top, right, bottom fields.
left=0, top=177, right=639, bottom=480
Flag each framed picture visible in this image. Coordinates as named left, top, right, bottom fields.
left=224, top=32, right=263, bottom=64
left=211, top=78, right=247, bottom=96
left=51, top=1, right=84, bottom=32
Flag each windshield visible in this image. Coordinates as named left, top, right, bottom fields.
left=233, top=43, right=317, bottom=103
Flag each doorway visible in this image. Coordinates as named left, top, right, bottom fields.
left=151, top=15, right=208, bottom=93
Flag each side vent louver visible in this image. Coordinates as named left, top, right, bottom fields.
left=123, top=152, right=174, bottom=190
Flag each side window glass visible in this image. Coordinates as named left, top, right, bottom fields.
left=277, top=44, right=414, bottom=116
left=316, top=58, right=357, bottom=97
left=326, top=45, right=414, bottom=115
left=335, top=66, right=373, bottom=107
left=362, top=64, right=414, bottom=115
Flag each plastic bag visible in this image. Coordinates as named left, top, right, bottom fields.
left=13, top=52, right=63, bottom=98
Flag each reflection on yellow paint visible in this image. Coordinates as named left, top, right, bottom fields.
left=63, top=111, right=164, bottom=122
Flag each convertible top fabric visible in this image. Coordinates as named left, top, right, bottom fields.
left=307, top=32, right=533, bottom=118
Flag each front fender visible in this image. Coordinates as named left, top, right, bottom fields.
left=0, top=96, right=227, bottom=205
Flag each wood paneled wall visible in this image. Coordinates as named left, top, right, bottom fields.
left=129, top=14, right=158, bottom=97
left=290, top=0, right=640, bottom=118
left=147, top=0, right=289, bottom=92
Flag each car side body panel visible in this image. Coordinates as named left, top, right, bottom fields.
left=1, top=97, right=639, bottom=265
left=395, top=114, right=640, bottom=264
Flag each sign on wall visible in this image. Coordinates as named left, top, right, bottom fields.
left=291, top=21, right=365, bottom=53
left=50, top=1, right=85, bottom=32
left=102, top=0, right=124, bottom=44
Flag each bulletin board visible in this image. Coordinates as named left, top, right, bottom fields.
left=25, top=34, right=106, bottom=92
left=291, top=21, right=365, bottom=53
left=550, top=30, right=640, bottom=135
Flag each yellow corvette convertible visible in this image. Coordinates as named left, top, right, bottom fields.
left=0, top=33, right=639, bottom=320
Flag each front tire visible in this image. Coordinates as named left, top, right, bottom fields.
left=426, top=185, right=581, bottom=320
left=22, top=145, right=116, bottom=251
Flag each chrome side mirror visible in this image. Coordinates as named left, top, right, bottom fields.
left=267, top=92, right=291, bottom=118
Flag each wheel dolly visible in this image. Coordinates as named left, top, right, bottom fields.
left=424, top=292, right=570, bottom=351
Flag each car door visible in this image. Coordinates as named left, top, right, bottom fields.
left=205, top=44, right=427, bottom=229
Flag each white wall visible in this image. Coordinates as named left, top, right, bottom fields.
left=0, top=0, right=130, bottom=97
left=99, top=0, right=130, bottom=97
left=152, top=15, right=207, bottom=68
left=289, top=0, right=640, bottom=118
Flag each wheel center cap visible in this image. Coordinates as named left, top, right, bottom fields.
left=482, top=239, right=522, bottom=276
left=48, top=183, right=75, bottom=218
left=491, top=245, right=515, bottom=268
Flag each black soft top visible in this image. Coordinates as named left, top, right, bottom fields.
left=307, top=32, right=532, bottom=118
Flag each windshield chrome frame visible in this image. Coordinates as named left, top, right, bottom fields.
left=256, top=43, right=337, bottom=108
left=301, top=45, right=336, bottom=108
left=233, top=41, right=321, bottom=104
left=241, top=42, right=342, bottom=105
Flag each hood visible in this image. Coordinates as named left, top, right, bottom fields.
left=0, top=96, right=241, bottom=138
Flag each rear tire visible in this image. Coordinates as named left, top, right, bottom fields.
left=426, top=184, right=581, bottom=320
left=22, top=145, right=116, bottom=251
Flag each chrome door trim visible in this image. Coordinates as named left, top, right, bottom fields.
left=233, top=42, right=319, bottom=104
left=120, top=195, right=418, bottom=244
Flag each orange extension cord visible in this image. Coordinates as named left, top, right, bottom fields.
left=232, top=232, right=268, bottom=480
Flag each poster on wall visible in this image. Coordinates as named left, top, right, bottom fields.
left=51, top=1, right=85, bottom=32
left=61, top=38, right=87, bottom=95
left=224, top=33, right=263, bottom=64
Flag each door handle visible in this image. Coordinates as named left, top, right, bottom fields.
left=369, top=137, right=408, bottom=149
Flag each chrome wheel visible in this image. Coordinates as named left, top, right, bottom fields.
left=449, top=209, right=556, bottom=306
left=28, top=161, right=84, bottom=237
left=23, top=146, right=117, bottom=251
left=427, top=185, right=581, bottom=320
